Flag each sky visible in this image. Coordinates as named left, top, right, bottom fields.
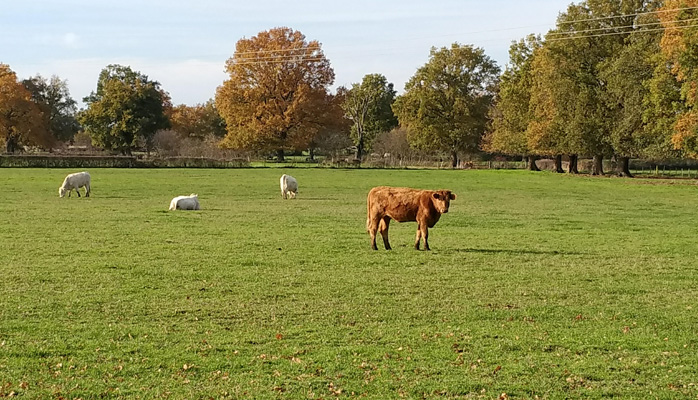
left=2, top=0, right=574, bottom=107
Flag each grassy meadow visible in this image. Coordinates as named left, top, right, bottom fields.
left=0, top=168, right=697, bottom=399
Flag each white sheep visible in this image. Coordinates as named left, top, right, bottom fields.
left=59, top=171, right=91, bottom=198
left=280, top=174, right=298, bottom=199
left=169, top=194, right=200, bottom=210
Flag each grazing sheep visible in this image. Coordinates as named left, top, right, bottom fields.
left=169, top=194, right=200, bottom=210
left=59, top=171, right=91, bottom=198
left=280, top=174, right=298, bottom=199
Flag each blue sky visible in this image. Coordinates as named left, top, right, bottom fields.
left=2, top=0, right=573, bottom=107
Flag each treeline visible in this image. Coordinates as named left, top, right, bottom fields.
left=2, top=0, right=698, bottom=175
left=485, top=0, right=698, bottom=177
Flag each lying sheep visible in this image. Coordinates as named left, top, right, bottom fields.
left=169, top=194, right=200, bottom=210
left=59, top=171, right=91, bottom=198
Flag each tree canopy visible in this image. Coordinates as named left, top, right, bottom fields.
left=341, top=74, right=398, bottom=161
left=22, top=74, right=80, bottom=143
left=216, top=27, right=335, bottom=161
left=393, top=43, right=500, bottom=167
left=482, top=34, right=541, bottom=169
left=655, top=0, right=698, bottom=157
left=0, top=64, right=52, bottom=153
left=79, top=64, right=171, bottom=155
left=169, top=99, right=227, bottom=140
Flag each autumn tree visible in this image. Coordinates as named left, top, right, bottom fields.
left=216, top=27, right=335, bottom=161
left=0, top=64, right=52, bottom=153
left=169, top=99, right=226, bottom=140
left=309, top=90, right=350, bottom=160
left=393, top=43, right=500, bottom=168
left=79, top=64, right=170, bottom=155
left=22, top=74, right=80, bottom=143
left=342, top=74, right=398, bottom=161
left=483, top=34, right=542, bottom=171
left=527, top=42, right=576, bottom=173
left=654, top=0, right=698, bottom=157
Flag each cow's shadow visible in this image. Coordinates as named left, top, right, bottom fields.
left=446, top=247, right=587, bottom=256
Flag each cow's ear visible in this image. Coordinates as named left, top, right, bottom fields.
left=432, top=193, right=441, bottom=200
left=449, top=193, right=456, bottom=200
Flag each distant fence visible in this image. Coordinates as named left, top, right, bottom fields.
left=0, top=155, right=249, bottom=168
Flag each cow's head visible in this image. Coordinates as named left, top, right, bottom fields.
left=432, top=190, right=456, bottom=213
left=59, top=187, right=66, bottom=198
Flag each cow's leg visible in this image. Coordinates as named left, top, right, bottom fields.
left=422, top=225, right=430, bottom=251
left=379, top=217, right=391, bottom=250
left=85, top=184, right=90, bottom=197
left=414, top=225, right=422, bottom=250
left=76, top=188, right=81, bottom=198
left=368, top=215, right=381, bottom=250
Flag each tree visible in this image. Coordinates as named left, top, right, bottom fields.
left=342, top=74, right=398, bottom=161
left=654, top=0, right=698, bottom=157
left=216, top=27, right=335, bottom=161
left=527, top=45, right=570, bottom=173
left=531, top=0, right=652, bottom=175
left=393, top=43, right=500, bottom=167
left=22, top=74, right=80, bottom=143
left=483, top=34, right=542, bottom=171
left=79, top=64, right=170, bottom=155
left=0, top=64, right=52, bottom=153
left=309, top=90, right=350, bottom=161
left=600, top=10, right=662, bottom=176
left=169, top=99, right=227, bottom=140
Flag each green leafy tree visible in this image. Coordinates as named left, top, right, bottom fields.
left=531, top=0, right=652, bottom=175
left=600, top=12, right=663, bottom=176
left=79, top=64, right=170, bottom=155
left=393, top=43, right=500, bottom=167
left=342, top=74, right=398, bottom=161
left=483, top=34, right=542, bottom=170
left=22, top=74, right=80, bottom=143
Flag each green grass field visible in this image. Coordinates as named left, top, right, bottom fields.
left=1, top=168, right=697, bottom=399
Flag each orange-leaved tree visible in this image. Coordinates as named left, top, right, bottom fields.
left=169, top=99, right=227, bottom=140
left=216, top=27, right=335, bottom=161
left=656, top=0, right=698, bottom=157
left=0, top=64, right=52, bottom=152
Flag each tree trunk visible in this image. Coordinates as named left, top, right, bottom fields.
left=527, top=155, right=540, bottom=171
left=568, top=154, right=579, bottom=174
left=554, top=154, right=564, bottom=173
left=5, top=136, right=17, bottom=153
left=451, top=150, right=458, bottom=168
left=616, top=156, right=633, bottom=177
left=591, top=154, right=604, bottom=176
left=276, top=148, right=285, bottom=162
left=308, top=147, right=315, bottom=161
left=355, top=137, right=364, bottom=161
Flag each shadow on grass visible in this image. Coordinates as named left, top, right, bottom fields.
left=448, top=247, right=588, bottom=256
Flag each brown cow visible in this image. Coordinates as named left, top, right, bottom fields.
left=366, top=186, right=456, bottom=251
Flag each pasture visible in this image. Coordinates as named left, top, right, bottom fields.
left=0, top=168, right=697, bottom=399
